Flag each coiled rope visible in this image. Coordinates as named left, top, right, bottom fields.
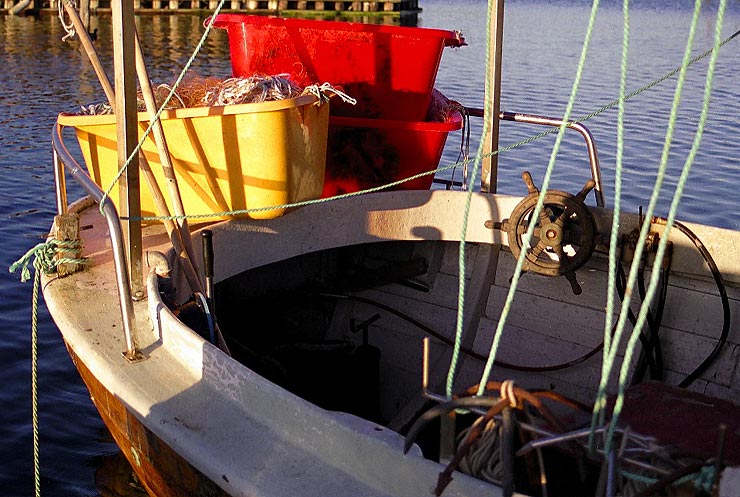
left=9, top=239, right=87, bottom=497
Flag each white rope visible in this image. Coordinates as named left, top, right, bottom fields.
left=58, top=0, right=76, bottom=42
left=500, top=379, right=517, bottom=408
left=303, top=82, right=357, bottom=105
left=201, top=74, right=302, bottom=106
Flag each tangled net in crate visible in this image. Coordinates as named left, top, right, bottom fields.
left=79, top=74, right=304, bottom=115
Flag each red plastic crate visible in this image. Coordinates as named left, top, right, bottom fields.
left=322, top=111, right=463, bottom=197
left=209, top=14, right=465, bottom=120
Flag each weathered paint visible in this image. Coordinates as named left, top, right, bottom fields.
left=67, top=344, right=229, bottom=497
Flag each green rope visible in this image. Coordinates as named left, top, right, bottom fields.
left=456, top=15, right=740, bottom=401
left=589, top=0, right=630, bottom=454
left=9, top=238, right=86, bottom=497
left=602, top=0, right=726, bottom=454
left=9, top=239, right=86, bottom=282
left=590, top=0, right=705, bottom=454
left=589, top=0, right=703, bottom=449
left=591, top=0, right=701, bottom=442
left=99, top=0, right=229, bottom=215
left=621, top=465, right=716, bottom=493
left=124, top=161, right=461, bottom=221
left=444, top=0, right=497, bottom=399
left=476, top=0, right=602, bottom=397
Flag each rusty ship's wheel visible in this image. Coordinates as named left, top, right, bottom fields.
left=502, top=171, right=598, bottom=295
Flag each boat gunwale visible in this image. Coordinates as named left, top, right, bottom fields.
left=42, top=194, right=510, bottom=497
left=56, top=93, right=321, bottom=126
left=42, top=190, right=740, bottom=496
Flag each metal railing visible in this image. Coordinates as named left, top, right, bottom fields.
left=51, top=121, right=142, bottom=361
left=466, top=108, right=606, bottom=208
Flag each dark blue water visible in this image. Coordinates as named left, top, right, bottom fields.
left=1, top=1, right=738, bottom=495
left=430, top=0, right=740, bottom=221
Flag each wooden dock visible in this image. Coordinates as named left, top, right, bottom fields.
left=2, top=0, right=420, bottom=14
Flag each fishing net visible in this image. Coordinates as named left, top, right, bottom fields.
left=78, top=73, right=304, bottom=115
left=426, top=88, right=465, bottom=123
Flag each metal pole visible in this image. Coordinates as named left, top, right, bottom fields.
left=468, top=108, right=606, bottom=207
left=52, top=123, right=142, bottom=361
left=501, top=111, right=605, bottom=207
left=53, top=149, right=68, bottom=216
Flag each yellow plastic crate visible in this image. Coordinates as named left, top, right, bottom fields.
left=58, top=94, right=329, bottom=220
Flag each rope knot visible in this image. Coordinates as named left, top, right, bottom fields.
left=9, top=239, right=86, bottom=282
left=500, top=380, right=518, bottom=408
left=303, top=83, right=357, bottom=105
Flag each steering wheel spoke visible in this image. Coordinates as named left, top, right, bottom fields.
left=501, top=172, right=598, bottom=294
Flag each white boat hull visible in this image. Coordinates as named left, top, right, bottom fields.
left=44, top=190, right=740, bottom=496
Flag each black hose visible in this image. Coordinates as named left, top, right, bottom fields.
left=652, top=218, right=732, bottom=388
left=615, top=263, right=659, bottom=378
left=501, top=407, right=516, bottom=497
left=631, top=243, right=672, bottom=383
left=320, top=293, right=605, bottom=373
left=650, top=246, right=671, bottom=378
left=636, top=262, right=659, bottom=378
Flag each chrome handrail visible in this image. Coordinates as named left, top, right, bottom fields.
left=466, top=108, right=606, bottom=208
left=51, top=121, right=141, bottom=361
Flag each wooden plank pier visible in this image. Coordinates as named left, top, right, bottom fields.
left=3, top=0, right=420, bottom=14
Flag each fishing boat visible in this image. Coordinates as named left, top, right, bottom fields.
left=26, top=0, right=740, bottom=496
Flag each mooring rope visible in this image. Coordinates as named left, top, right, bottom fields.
left=10, top=239, right=86, bottom=283
left=9, top=239, right=87, bottom=497
left=29, top=268, right=41, bottom=497
left=58, top=0, right=76, bottom=42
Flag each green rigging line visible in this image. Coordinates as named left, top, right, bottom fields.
left=604, top=0, right=727, bottom=455
left=590, top=0, right=630, bottom=454
left=476, top=0, right=603, bottom=397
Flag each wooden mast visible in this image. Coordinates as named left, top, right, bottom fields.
left=111, top=0, right=143, bottom=300
left=481, top=0, right=504, bottom=193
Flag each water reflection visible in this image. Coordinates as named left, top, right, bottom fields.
left=94, top=452, right=148, bottom=497
left=2, top=12, right=420, bottom=496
